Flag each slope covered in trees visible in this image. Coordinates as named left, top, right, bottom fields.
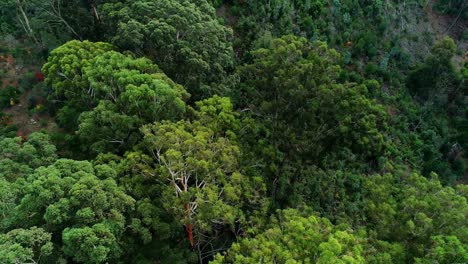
left=0, top=0, right=466, bottom=263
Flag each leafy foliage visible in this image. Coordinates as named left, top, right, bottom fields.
left=0, top=132, right=57, bottom=181
left=100, top=0, right=235, bottom=99
left=363, top=171, right=468, bottom=260
left=127, top=96, right=267, bottom=259
left=238, top=35, right=387, bottom=205
left=212, top=208, right=366, bottom=263
left=0, top=1, right=467, bottom=263
left=42, top=40, right=113, bottom=113
left=0, top=227, right=53, bottom=264
left=43, top=40, right=189, bottom=154
left=8, top=159, right=135, bottom=263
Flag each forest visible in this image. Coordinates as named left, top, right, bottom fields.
left=0, top=0, right=467, bottom=263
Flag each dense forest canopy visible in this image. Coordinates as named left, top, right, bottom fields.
left=0, top=0, right=467, bottom=263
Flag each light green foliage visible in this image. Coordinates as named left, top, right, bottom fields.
left=0, top=227, right=53, bottom=264
left=141, top=120, right=247, bottom=229
left=0, top=179, right=17, bottom=229
left=363, top=172, right=468, bottom=260
left=193, top=95, right=241, bottom=139
left=211, top=208, right=365, bottom=263
left=11, top=159, right=135, bottom=263
left=62, top=223, right=121, bottom=264
left=430, top=36, right=457, bottom=62
left=100, top=0, right=234, bottom=98
left=137, top=96, right=267, bottom=254
left=77, top=50, right=188, bottom=153
left=0, top=132, right=57, bottom=181
left=416, top=235, right=468, bottom=263
left=43, top=40, right=189, bottom=153
left=42, top=40, right=114, bottom=109
left=82, top=50, right=188, bottom=122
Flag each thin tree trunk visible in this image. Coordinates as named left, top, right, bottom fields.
left=443, top=0, right=468, bottom=34
left=16, top=0, right=42, bottom=47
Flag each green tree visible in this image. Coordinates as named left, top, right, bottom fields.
left=100, top=0, right=235, bottom=99
left=363, top=171, right=468, bottom=261
left=416, top=235, right=468, bottom=264
left=42, top=40, right=113, bottom=113
left=62, top=224, right=121, bottom=264
left=99, top=153, right=199, bottom=263
left=11, top=159, right=135, bottom=263
left=77, top=50, right=188, bottom=154
left=0, top=179, right=20, bottom=230
left=78, top=101, right=142, bottom=154
left=0, top=132, right=57, bottom=181
left=407, top=37, right=458, bottom=103
left=238, top=35, right=387, bottom=205
left=0, top=227, right=53, bottom=264
left=13, top=0, right=97, bottom=48
left=211, top=208, right=366, bottom=263
left=130, top=96, right=267, bottom=260
left=43, top=41, right=189, bottom=154
left=82, top=50, right=188, bottom=122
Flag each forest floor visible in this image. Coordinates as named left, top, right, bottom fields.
left=426, top=0, right=468, bottom=67
left=0, top=45, right=56, bottom=137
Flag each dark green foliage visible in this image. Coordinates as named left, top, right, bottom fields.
left=0, top=1, right=15, bottom=34
left=407, top=37, right=458, bottom=102
left=226, top=0, right=391, bottom=59
left=100, top=0, right=235, bottom=99
left=7, top=0, right=98, bottom=49
left=0, top=86, right=18, bottom=109
left=238, top=35, right=387, bottom=206
left=434, top=0, right=468, bottom=18
left=402, top=37, right=467, bottom=182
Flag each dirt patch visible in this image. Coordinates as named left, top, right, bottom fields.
left=1, top=45, right=57, bottom=137
left=426, top=0, right=467, bottom=67
left=0, top=55, right=19, bottom=88
left=216, top=4, right=238, bottom=26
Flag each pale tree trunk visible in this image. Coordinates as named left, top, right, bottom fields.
left=45, top=0, right=82, bottom=40
left=16, top=0, right=43, bottom=47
